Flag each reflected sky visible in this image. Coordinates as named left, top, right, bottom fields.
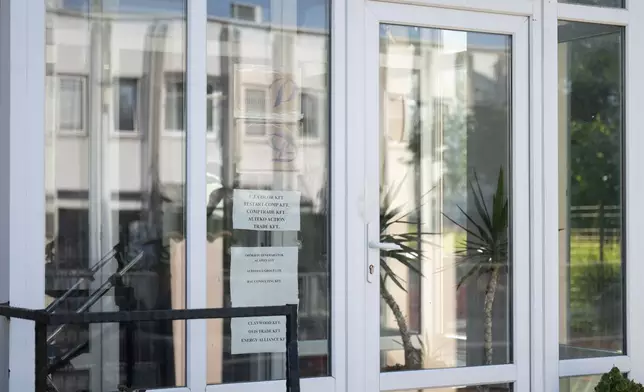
left=60, top=0, right=330, bottom=30
left=380, top=24, right=510, bottom=51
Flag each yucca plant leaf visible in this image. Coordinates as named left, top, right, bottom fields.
left=457, top=264, right=482, bottom=289
left=442, top=211, right=486, bottom=243
left=380, top=261, right=408, bottom=293
left=387, top=187, right=437, bottom=224
left=473, top=171, right=491, bottom=220
left=469, top=180, right=493, bottom=232
left=384, top=252, right=423, bottom=276
left=456, top=205, right=493, bottom=244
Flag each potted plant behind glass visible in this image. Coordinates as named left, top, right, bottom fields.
left=443, top=168, right=508, bottom=366
left=379, top=182, right=436, bottom=370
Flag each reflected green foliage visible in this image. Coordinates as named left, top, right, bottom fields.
left=568, top=237, right=622, bottom=349
left=563, top=25, right=624, bottom=349
left=566, top=26, right=621, bottom=212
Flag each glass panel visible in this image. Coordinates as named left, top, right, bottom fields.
left=559, top=0, right=624, bottom=8
left=205, top=0, right=331, bottom=384
left=45, top=1, right=187, bottom=390
left=558, top=21, right=625, bottom=359
left=560, top=375, right=603, bottom=392
left=379, top=24, right=512, bottom=371
left=392, top=384, right=512, bottom=392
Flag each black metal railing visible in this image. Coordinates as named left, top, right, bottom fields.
left=0, top=304, right=301, bottom=392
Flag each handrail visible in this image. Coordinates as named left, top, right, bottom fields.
left=0, top=303, right=301, bottom=392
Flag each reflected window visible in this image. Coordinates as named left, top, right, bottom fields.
left=57, top=75, right=85, bottom=132
left=244, top=87, right=268, bottom=117
left=558, top=21, right=625, bottom=360
left=165, top=77, right=219, bottom=132
left=115, top=78, right=138, bottom=132
left=301, top=90, right=320, bottom=138
left=207, top=81, right=222, bottom=133
left=559, top=0, right=624, bottom=7
left=165, top=77, right=185, bottom=131
left=231, top=3, right=262, bottom=23
left=393, top=384, right=512, bottom=392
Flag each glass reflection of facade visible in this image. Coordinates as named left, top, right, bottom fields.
left=45, top=0, right=330, bottom=389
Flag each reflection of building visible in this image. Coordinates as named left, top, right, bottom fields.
left=45, top=7, right=329, bottom=390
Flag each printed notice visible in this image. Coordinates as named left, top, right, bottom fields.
left=231, top=316, right=287, bottom=354
left=229, top=246, right=298, bottom=355
left=232, top=189, right=300, bottom=231
left=230, top=247, right=299, bottom=306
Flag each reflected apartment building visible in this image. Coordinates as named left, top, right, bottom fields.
left=44, top=2, right=509, bottom=391
left=44, top=3, right=330, bottom=389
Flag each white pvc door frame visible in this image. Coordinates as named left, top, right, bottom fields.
left=361, top=3, right=531, bottom=391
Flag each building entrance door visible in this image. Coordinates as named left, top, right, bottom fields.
left=362, top=3, right=531, bottom=391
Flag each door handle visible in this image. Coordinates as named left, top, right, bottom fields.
left=366, top=241, right=401, bottom=283
left=368, top=241, right=403, bottom=251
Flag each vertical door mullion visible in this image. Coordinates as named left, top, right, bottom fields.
left=0, top=0, right=46, bottom=391
left=511, top=18, right=531, bottom=392
left=364, top=7, right=381, bottom=392
left=625, top=0, right=644, bottom=382
left=528, top=2, right=545, bottom=392
left=331, top=0, right=348, bottom=386
left=186, top=0, right=208, bottom=390
left=542, top=0, right=560, bottom=390
left=346, top=0, right=368, bottom=390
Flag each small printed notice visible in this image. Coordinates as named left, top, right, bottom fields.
left=232, top=189, right=300, bottom=231
left=230, top=316, right=287, bottom=354
left=229, top=246, right=299, bottom=354
left=230, top=247, right=299, bottom=306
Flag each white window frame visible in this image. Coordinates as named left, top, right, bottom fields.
left=542, top=0, right=644, bottom=388
left=4, top=0, right=644, bottom=391
left=0, top=1, right=46, bottom=392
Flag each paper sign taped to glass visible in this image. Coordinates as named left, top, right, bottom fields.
left=229, top=246, right=299, bottom=354
left=232, top=189, right=301, bottom=231
left=233, top=65, right=302, bottom=122
left=235, top=121, right=302, bottom=173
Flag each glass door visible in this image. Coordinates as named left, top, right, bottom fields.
left=363, top=3, right=531, bottom=391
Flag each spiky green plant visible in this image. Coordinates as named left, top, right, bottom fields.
left=443, top=168, right=508, bottom=365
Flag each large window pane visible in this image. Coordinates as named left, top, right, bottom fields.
left=205, top=0, right=331, bottom=384
left=45, top=1, right=187, bottom=390
left=558, top=21, right=625, bottom=359
left=379, top=25, right=512, bottom=371
left=559, top=0, right=624, bottom=8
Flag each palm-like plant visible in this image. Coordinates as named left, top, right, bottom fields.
left=379, top=184, right=434, bottom=370
left=443, top=168, right=508, bottom=365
